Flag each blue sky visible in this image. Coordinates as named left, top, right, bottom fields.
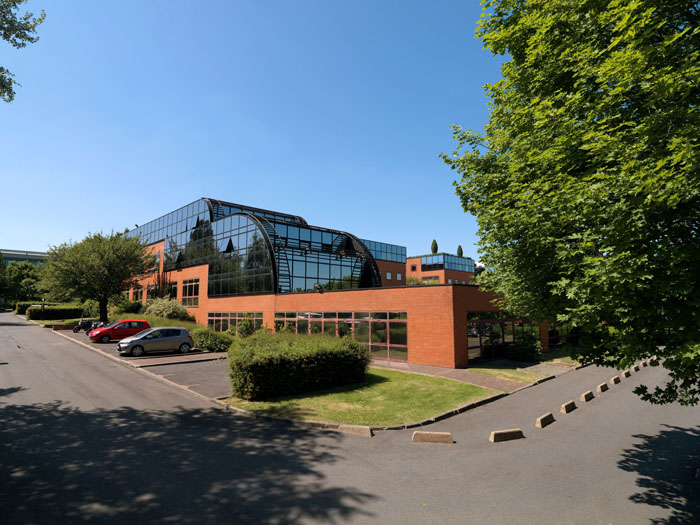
left=2, top=0, right=502, bottom=259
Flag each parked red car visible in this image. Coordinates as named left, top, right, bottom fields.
left=89, top=320, right=151, bottom=343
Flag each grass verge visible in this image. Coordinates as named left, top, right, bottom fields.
left=226, top=367, right=500, bottom=426
left=467, top=361, right=547, bottom=384
left=541, top=347, right=580, bottom=366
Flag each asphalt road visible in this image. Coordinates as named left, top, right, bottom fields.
left=1, top=312, right=698, bottom=524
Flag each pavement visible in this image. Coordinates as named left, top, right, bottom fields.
left=4, top=311, right=700, bottom=524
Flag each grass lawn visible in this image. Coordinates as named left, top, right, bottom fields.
left=226, top=367, right=500, bottom=426
left=467, top=361, right=547, bottom=384
left=541, top=347, right=580, bottom=366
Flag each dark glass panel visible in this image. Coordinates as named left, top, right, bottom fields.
left=310, top=321, right=322, bottom=334
left=337, top=312, right=352, bottom=319
left=372, top=321, right=388, bottom=344
left=354, top=321, right=370, bottom=343
left=337, top=321, right=351, bottom=337
left=323, top=321, right=336, bottom=336
left=371, top=312, right=388, bottom=319
left=275, top=321, right=285, bottom=332
left=370, top=346, right=388, bottom=359
left=298, top=319, right=310, bottom=334
left=389, top=347, right=408, bottom=360
left=389, top=323, right=407, bottom=346
left=322, top=312, right=336, bottom=319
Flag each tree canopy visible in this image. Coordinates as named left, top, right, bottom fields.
left=431, top=239, right=438, bottom=254
left=1, top=0, right=45, bottom=102
left=443, top=0, right=700, bottom=404
left=41, top=233, right=155, bottom=322
left=457, top=245, right=463, bottom=258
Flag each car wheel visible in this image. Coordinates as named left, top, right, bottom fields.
left=100, top=335, right=111, bottom=343
left=131, top=345, right=145, bottom=357
left=179, top=343, right=191, bottom=354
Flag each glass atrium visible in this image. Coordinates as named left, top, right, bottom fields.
left=127, top=198, right=405, bottom=296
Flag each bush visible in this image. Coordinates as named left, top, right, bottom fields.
left=82, top=299, right=100, bottom=318
left=192, top=327, right=236, bottom=353
left=143, top=298, right=194, bottom=321
left=26, top=305, right=83, bottom=321
left=228, top=333, right=369, bottom=400
left=114, top=300, right=143, bottom=314
left=15, top=301, right=58, bottom=315
left=506, top=332, right=543, bottom=363
left=237, top=318, right=257, bottom=337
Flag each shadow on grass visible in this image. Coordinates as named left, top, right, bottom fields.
left=0, top=401, right=377, bottom=523
left=618, top=424, right=700, bottom=524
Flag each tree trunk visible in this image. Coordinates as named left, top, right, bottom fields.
left=99, top=300, right=108, bottom=323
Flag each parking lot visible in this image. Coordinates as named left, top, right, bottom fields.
left=56, top=326, right=232, bottom=398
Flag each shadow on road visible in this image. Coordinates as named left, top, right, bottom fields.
left=618, top=423, right=700, bottom=524
left=0, top=402, right=377, bottom=523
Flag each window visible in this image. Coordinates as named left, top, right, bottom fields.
left=386, top=272, right=392, bottom=281
left=166, top=281, right=177, bottom=299
left=132, top=286, right=142, bottom=302
left=274, top=311, right=408, bottom=361
left=410, top=265, right=416, bottom=272
left=448, top=279, right=452, bottom=284
left=462, top=280, right=466, bottom=285
left=147, top=284, right=158, bottom=300
left=207, top=312, right=263, bottom=334
left=397, top=273, right=402, bottom=281
left=182, top=279, right=199, bottom=307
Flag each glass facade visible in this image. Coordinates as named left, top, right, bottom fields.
left=420, top=254, right=475, bottom=273
left=126, top=198, right=382, bottom=297
left=467, top=311, right=538, bottom=360
left=274, top=311, right=408, bottom=361
left=360, top=239, right=407, bottom=263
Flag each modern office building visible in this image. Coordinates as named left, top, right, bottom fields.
left=126, top=198, right=548, bottom=368
left=0, top=248, right=47, bottom=265
left=406, top=253, right=476, bottom=286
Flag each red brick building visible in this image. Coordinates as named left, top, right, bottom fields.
left=128, top=198, right=548, bottom=368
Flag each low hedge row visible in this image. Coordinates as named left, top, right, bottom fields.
left=228, top=333, right=369, bottom=401
left=15, top=301, right=59, bottom=315
left=191, top=327, right=236, bottom=353
left=26, top=306, right=84, bottom=321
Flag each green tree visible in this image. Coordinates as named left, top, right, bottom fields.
left=443, top=1, right=700, bottom=405
left=1, top=0, right=45, bottom=102
left=431, top=239, right=438, bottom=254
left=41, top=233, right=155, bottom=322
left=457, top=245, right=463, bottom=258
left=4, top=260, right=40, bottom=303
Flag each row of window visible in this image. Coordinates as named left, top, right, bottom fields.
left=385, top=272, right=403, bottom=282
left=361, top=239, right=407, bottom=263
left=207, top=312, right=264, bottom=335
left=419, top=254, right=476, bottom=273
left=467, top=313, right=539, bottom=359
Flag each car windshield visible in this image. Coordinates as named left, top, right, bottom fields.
left=135, top=328, right=156, bottom=338
left=103, top=322, right=120, bottom=329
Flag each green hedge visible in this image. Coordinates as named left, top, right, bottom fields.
left=228, top=333, right=369, bottom=400
left=114, top=300, right=143, bottom=314
left=192, top=327, right=236, bottom=353
left=26, top=306, right=84, bottom=321
left=15, top=301, right=59, bottom=315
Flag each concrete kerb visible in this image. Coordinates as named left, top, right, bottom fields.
left=412, top=431, right=454, bottom=444
left=580, top=390, right=595, bottom=403
left=535, top=412, right=555, bottom=428
left=561, top=400, right=577, bottom=414
left=489, top=428, right=525, bottom=443
left=597, top=382, right=609, bottom=393
left=611, top=376, right=621, bottom=385
left=622, top=370, right=631, bottom=378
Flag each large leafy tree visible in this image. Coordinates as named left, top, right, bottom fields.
left=443, top=0, right=700, bottom=404
left=4, top=260, right=40, bottom=303
left=1, top=0, right=45, bottom=102
left=41, top=233, right=155, bottom=322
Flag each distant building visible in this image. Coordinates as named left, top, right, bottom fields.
left=406, top=253, right=475, bottom=286
left=0, top=248, right=47, bottom=266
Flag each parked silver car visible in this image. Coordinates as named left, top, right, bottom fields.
left=117, top=327, right=194, bottom=357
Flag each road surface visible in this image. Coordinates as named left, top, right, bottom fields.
left=1, top=312, right=698, bottom=523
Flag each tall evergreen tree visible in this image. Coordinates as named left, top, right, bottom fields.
left=431, top=239, right=438, bottom=254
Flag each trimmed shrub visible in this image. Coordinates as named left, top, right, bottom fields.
left=192, top=327, right=236, bottom=353
left=15, top=301, right=58, bottom=315
left=26, top=305, right=83, bottom=321
left=143, top=298, right=194, bottom=321
left=506, top=332, right=543, bottom=363
left=114, top=300, right=143, bottom=314
left=237, top=318, right=257, bottom=338
left=228, top=333, right=369, bottom=400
